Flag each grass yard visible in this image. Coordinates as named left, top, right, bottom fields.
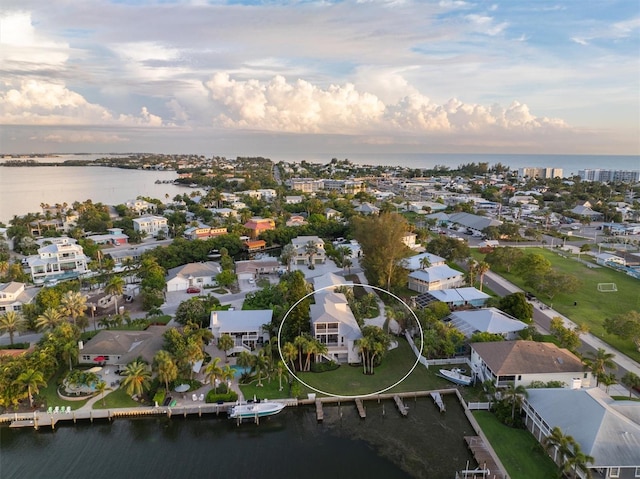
left=473, top=411, right=558, bottom=479
left=92, top=387, right=139, bottom=409
left=475, top=247, right=640, bottom=362
left=38, top=369, right=90, bottom=411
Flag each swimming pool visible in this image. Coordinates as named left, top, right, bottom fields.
left=230, top=365, right=251, bottom=378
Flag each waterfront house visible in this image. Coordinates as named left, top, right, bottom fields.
left=290, top=236, right=326, bottom=266
left=243, top=217, right=276, bottom=239
left=407, top=265, right=465, bottom=293
left=310, top=291, right=362, bottom=363
left=470, top=341, right=590, bottom=388
left=78, top=326, right=166, bottom=369
left=209, top=310, right=272, bottom=354
left=0, top=282, right=38, bottom=314
left=165, top=262, right=221, bottom=292
left=26, top=237, right=90, bottom=284
left=522, top=387, right=640, bottom=479
left=445, top=308, right=528, bottom=340
left=125, top=199, right=156, bottom=215
left=132, top=215, right=169, bottom=238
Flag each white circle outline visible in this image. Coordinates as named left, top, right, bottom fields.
left=277, top=283, right=424, bottom=399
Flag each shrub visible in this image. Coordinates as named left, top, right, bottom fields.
left=2, top=342, right=30, bottom=350
left=310, top=361, right=340, bottom=373
left=153, top=389, right=166, bottom=405
left=205, top=390, right=238, bottom=403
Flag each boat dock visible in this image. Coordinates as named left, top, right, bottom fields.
left=430, top=392, right=446, bottom=412
left=463, top=436, right=506, bottom=479
left=354, top=398, right=366, bottom=419
left=393, top=395, right=408, bottom=416
left=315, top=399, right=324, bottom=422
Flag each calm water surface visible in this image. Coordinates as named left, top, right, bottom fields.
left=0, top=397, right=475, bottom=479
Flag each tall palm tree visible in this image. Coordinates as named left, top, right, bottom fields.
left=153, top=350, right=178, bottom=393
left=567, top=441, right=594, bottom=479
left=543, top=426, right=575, bottom=464
left=14, top=368, right=46, bottom=408
left=61, top=339, right=79, bottom=371
left=502, top=383, right=528, bottom=421
left=205, top=357, right=223, bottom=393
left=104, top=275, right=125, bottom=315
left=467, top=259, right=478, bottom=287
left=221, top=364, right=234, bottom=393
left=36, top=307, right=64, bottom=331
left=583, top=348, right=616, bottom=386
left=476, top=261, right=490, bottom=292
left=122, top=360, right=151, bottom=397
left=0, top=311, right=26, bottom=345
left=254, top=350, right=269, bottom=387
left=282, top=341, right=298, bottom=372
left=293, top=335, right=309, bottom=371
left=95, top=380, right=110, bottom=407
left=621, top=371, right=640, bottom=399
left=60, top=290, right=87, bottom=327
left=217, top=334, right=235, bottom=363
left=419, top=255, right=431, bottom=270
left=304, top=240, right=319, bottom=267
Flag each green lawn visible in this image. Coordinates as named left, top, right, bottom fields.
left=92, top=387, right=139, bottom=409
left=473, top=411, right=558, bottom=479
left=38, top=369, right=89, bottom=411
left=475, top=247, right=640, bottom=362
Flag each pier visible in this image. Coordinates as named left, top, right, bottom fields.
left=354, top=398, right=366, bottom=419
left=430, top=392, right=446, bottom=412
left=315, top=399, right=324, bottom=422
left=393, top=395, right=408, bottom=416
left=463, top=436, right=506, bottom=479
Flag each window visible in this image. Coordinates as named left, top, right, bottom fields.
left=82, top=355, right=91, bottom=361
left=634, top=467, right=640, bottom=478
left=609, top=467, right=620, bottom=478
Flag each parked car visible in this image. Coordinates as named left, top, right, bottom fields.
left=186, top=287, right=201, bottom=294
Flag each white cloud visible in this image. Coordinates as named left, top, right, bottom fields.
left=465, top=14, right=509, bottom=36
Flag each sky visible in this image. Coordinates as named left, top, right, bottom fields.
left=1, top=0, right=639, bottom=158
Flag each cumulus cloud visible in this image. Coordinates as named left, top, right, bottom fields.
left=204, top=73, right=567, bottom=136
left=0, top=80, right=165, bottom=128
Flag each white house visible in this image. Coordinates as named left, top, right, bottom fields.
left=26, top=237, right=90, bottom=284
left=311, top=292, right=362, bottom=363
left=235, top=258, right=281, bottom=282
left=445, top=308, right=528, bottom=340
left=413, top=287, right=490, bottom=309
left=165, top=262, right=221, bottom=292
left=522, top=387, right=640, bottom=479
left=290, top=236, right=326, bottom=266
left=470, top=341, right=591, bottom=388
left=404, top=252, right=447, bottom=271
left=312, top=272, right=353, bottom=294
left=209, top=310, right=272, bottom=354
left=402, top=232, right=418, bottom=249
left=596, top=253, right=626, bottom=267
left=0, top=282, right=38, bottom=314
left=132, top=215, right=169, bottom=238
left=407, top=265, right=465, bottom=293
left=125, top=199, right=156, bottom=215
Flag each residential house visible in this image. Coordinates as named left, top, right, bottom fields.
left=125, top=199, right=156, bottom=215
left=235, top=258, right=281, bottom=282
left=26, top=237, right=90, bottom=284
left=285, top=196, right=304, bottom=204
left=445, top=308, right=528, bottom=340
left=407, top=265, right=465, bottom=293
left=286, top=215, right=307, bottom=227
left=413, top=287, right=490, bottom=309
left=0, top=282, right=38, bottom=314
left=353, top=202, right=380, bottom=215
left=311, top=292, right=362, bottom=363
left=165, top=261, right=221, bottom=292
left=571, top=204, right=604, bottom=220
left=447, top=212, right=502, bottom=234
left=404, top=252, right=447, bottom=271
left=86, top=228, right=129, bottom=246
left=132, top=215, right=169, bottom=238
left=470, top=341, right=591, bottom=388
left=78, top=326, right=166, bottom=369
left=243, top=217, right=275, bottom=239
left=312, top=272, right=353, bottom=294
left=324, top=208, right=341, bottom=220
left=402, top=232, right=418, bottom=249
left=183, top=225, right=228, bottom=240
left=244, top=240, right=267, bottom=255
left=209, top=310, right=272, bottom=354
left=596, top=253, right=626, bottom=267
left=522, top=387, right=640, bottom=479
left=290, top=236, right=326, bottom=266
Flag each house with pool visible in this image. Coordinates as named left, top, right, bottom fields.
left=209, top=310, right=272, bottom=355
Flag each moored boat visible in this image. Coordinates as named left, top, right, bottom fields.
left=438, top=368, right=473, bottom=386
left=228, top=401, right=286, bottom=420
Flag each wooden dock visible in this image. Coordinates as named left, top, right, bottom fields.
left=430, top=392, right=446, bottom=412
left=464, top=436, right=505, bottom=479
left=393, top=395, right=408, bottom=416
left=354, top=398, right=366, bottom=419
left=315, top=399, right=324, bottom=422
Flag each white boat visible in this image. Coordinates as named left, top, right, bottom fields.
left=228, top=401, right=286, bottom=420
left=439, top=368, right=473, bottom=386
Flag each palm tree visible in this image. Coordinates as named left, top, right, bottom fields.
left=254, top=350, right=269, bottom=387
left=476, top=261, right=490, bottom=292
left=419, top=255, right=431, bottom=270
left=217, top=334, right=235, bottom=363
left=121, top=360, right=151, bottom=397
left=61, top=339, right=79, bottom=371
left=0, top=311, right=26, bottom=345
left=60, top=290, right=87, bottom=327
left=621, top=371, right=640, bottom=399
left=467, top=259, right=478, bottom=287
left=282, top=341, right=298, bottom=372
left=104, top=275, right=125, bottom=315
left=502, top=383, right=528, bottom=421
left=153, top=350, right=178, bottom=393
left=543, top=426, right=575, bottom=464
left=221, top=364, right=234, bottom=393
left=293, top=335, right=309, bottom=371
left=567, top=441, right=594, bottom=479
left=36, top=307, right=64, bottom=331
left=583, top=348, right=616, bottom=386
left=276, top=360, right=285, bottom=391
left=95, top=380, right=109, bottom=407
left=205, top=357, right=223, bottom=393
left=304, top=240, right=319, bottom=267
left=14, top=368, right=46, bottom=408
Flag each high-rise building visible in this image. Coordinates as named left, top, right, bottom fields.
left=578, top=169, right=639, bottom=183
left=517, top=167, right=563, bottom=179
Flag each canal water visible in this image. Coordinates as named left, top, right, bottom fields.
left=0, top=396, right=475, bottom=479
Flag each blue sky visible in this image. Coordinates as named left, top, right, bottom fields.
left=0, top=0, right=638, bottom=156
